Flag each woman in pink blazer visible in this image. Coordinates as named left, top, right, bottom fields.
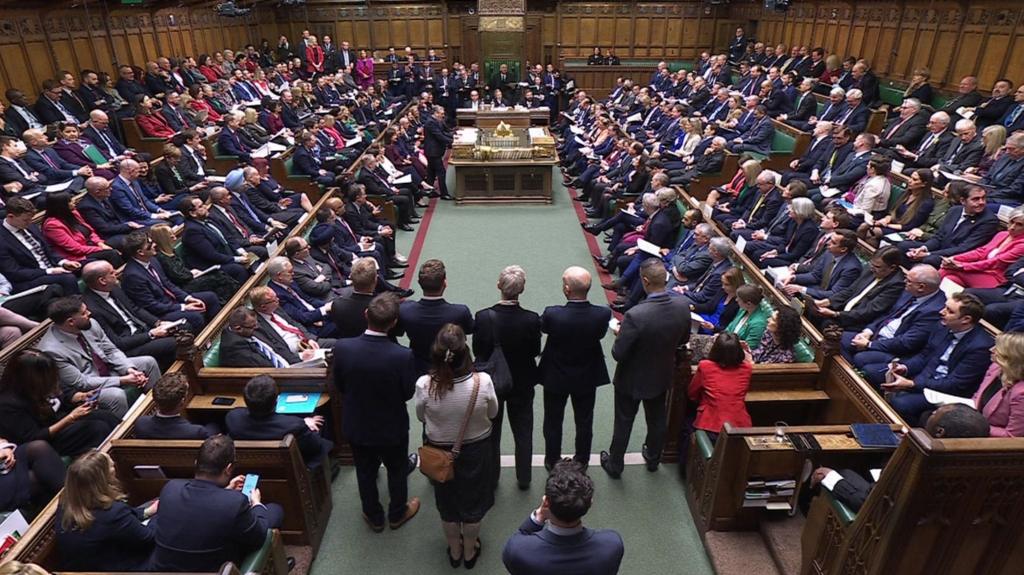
left=972, top=332, right=1024, bottom=438
left=355, top=50, right=374, bottom=89
left=940, top=207, right=1024, bottom=289
left=41, top=192, right=122, bottom=267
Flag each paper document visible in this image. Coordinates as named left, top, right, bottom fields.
left=700, top=202, right=712, bottom=219
left=391, top=174, right=413, bottom=185
left=0, top=284, right=46, bottom=304
left=869, top=469, right=882, bottom=482
left=251, top=145, right=272, bottom=159
left=207, top=176, right=227, bottom=183
left=891, top=160, right=905, bottom=174
left=636, top=238, right=662, bottom=256
left=44, top=180, right=73, bottom=193
left=819, top=187, right=843, bottom=198
left=194, top=265, right=221, bottom=278
left=923, top=388, right=975, bottom=407
left=884, top=232, right=904, bottom=242
left=998, top=204, right=1015, bottom=221
left=734, top=235, right=747, bottom=254
left=765, top=266, right=791, bottom=286
left=626, top=112, right=643, bottom=123
left=608, top=317, right=621, bottom=333
left=939, top=277, right=964, bottom=298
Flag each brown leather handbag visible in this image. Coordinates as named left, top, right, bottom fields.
left=418, top=373, right=480, bottom=483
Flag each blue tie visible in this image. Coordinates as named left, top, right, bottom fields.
left=252, top=338, right=287, bottom=368
left=1005, top=105, right=1023, bottom=127
left=235, top=192, right=261, bottom=223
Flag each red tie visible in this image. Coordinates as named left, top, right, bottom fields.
left=77, top=334, right=111, bottom=377
left=270, top=315, right=308, bottom=341
left=146, top=265, right=178, bottom=301
left=225, top=209, right=247, bottom=235
left=886, top=118, right=908, bottom=139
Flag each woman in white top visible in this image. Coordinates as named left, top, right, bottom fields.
left=850, top=156, right=892, bottom=220
left=415, top=324, right=499, bottom=569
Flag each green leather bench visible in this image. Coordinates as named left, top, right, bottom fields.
left=695, top=429, right=716, bottom=460
left=879, top=84, right=905, bottom=108
left=745, top=128, right=796, bottom=162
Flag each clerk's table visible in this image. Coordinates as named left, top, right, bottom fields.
left=456, top=106, right=550, bottom=128
left=448, top=126, right=558, bottom=204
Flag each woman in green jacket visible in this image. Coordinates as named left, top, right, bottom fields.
left=723, top=284, right=769, bottom=350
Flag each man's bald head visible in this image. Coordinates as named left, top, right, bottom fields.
left=85, top=176, right=111, bottom=196
left=562, top=266, right=592, bottom=300
left=119, top=158, right=139, bottom=173
left=89, top=109, right=108, bottom=123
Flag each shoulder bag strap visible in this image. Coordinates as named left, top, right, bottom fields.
left=451, top=372, right=480, bottom=457
left=487, top=308, right=502, bottom=351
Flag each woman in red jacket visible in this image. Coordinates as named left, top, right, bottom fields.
left=41, top=192, right=122, bottom=267
left=197, top=54, right=224, bottom=83
left=132, top=95, right=175, bottom=139
left=305, top=36, right=325, bottom=78
left=688, top=331, right=753, bottom=441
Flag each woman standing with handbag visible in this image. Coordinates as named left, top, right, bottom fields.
left=415, top=324, right=499, bottom=569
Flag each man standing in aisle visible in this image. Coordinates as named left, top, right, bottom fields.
left=601, top=258, right=690, bottom=478
left=423, top=105, right=453, bottom=200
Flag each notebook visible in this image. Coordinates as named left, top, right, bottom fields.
left=850, top=424, right=901, bottom=448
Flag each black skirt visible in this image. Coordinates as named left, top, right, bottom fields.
left=429, top=436, right=495, bottom=523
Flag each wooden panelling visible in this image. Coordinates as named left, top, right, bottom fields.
left=732, top=1, right=1023, bottom=92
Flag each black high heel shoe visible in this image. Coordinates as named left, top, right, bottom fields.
left=463, top=539, right=482, bottom=569
left=447, top=536, right=463, bottom=569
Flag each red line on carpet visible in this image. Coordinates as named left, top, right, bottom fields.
left=398, top=198, right=438, bottom=289
left=564, top=184, right=623, bottom=312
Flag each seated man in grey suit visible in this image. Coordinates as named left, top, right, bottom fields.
left=502, top=459, right=624, bottom=575
left=38, top=295, right=160, bottom=417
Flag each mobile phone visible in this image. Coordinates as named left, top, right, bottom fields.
left=241, top=474, right=259, bottom=497
left=212, top=396, right=236, bottom=406
left=86, top=390, right=100, bottom=405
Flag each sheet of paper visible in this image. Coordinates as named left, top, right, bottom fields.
left=923, top=388, right=975, bottom=407
left=998, top=204, right=1015, bottom=221
left=44, top=180, right=73, bottom=193
left=0, top=284, right=46, bottom=304
left=625, top=112, right=643, bottom=123
left=392, top=174, right=413, bottom=185
left=939, top=277, right=964, bottom=298
left=608, top=317, right=621, bottom=332
left=636, top=238, right=662, bottom=256
left=251, top=145, right=271, bottom=159
left=820, top=187, right=843, bottom=198
left=891, top=160, right=905, bottom=174
left=734, top=235, right=747, bottom=254
left=194, top=264, right=221, bottom=278
left=207, top=176, right=227, bottom=183
left=884, top=232, right=904, bottom=242
left=869, top=469, right=882, bottom=482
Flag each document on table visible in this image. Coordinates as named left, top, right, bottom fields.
left=636, top=238, right=662, bottom=256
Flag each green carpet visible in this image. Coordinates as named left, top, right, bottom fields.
left=311, top=171, right=713, bottom=574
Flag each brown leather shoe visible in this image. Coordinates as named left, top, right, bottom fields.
left=362, top=513, right=384, bottom=533
left=389, top=497, right=421, bottom=530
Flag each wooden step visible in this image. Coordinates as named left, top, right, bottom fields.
left=746, top=389, right=830, bottom=403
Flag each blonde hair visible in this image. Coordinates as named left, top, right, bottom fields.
left=148, top=223, right=176, bottom=256
left=994, top=332, right=1024, bottom=386
left=243, top=107, right=259, bottom=124
left=983, top=125, right=1007, bottom=157
left=59, top=452, right=126, bottom=531
left=248, top=285, right=275, bottom=308
left=741, top=159, right=763, bottom=182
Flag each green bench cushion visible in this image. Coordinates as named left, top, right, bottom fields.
left=695, top=429, right=715, bottom=460
left=238, top=529, right=275, bottom=574
left=887, top=184, right=906, bottom=211
left=793, top=339, right=815, bottom=363
left=879, top=84, right=905, bottom=108
left=206, top=335, right=222, bottom=367
left=826, top=490, right=857, bottom=525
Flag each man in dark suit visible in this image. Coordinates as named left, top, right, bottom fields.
left=77, top=176, right=143, bottom=251
left=979, top=131, right=1024, bottom=207
left=121, top=230, right=220, bottom=331
left=473, top=265, right=542, bottom=490
left=226, top=374, right=333, bottom=465
left=540, top=267, right=611, bottom=471
left=35, top=79, right=85, bottom=126
left=0, top=135, right=46, bottom=199
left=327, top=257, right=379, bottom=338
left=4, top=89, right=44, bottom=136
left=180, top=194, right=252, bottom=284
left=219, top=307, right=295, bottom=368
left=284, top=237, right=346, bottom=299
left=250, top=285, right=336, bottom=355
left=0, top=196, right=81, bottom=294
left=971, top=79, right=1013, bottom=128
left=292, top=131, right=338, bottom=187
left=423, top=105, right=453, bottom=199
left=266, top=256, right=337, bottom=338
left=778, top=77, right=818, bottom=124
left=394, top=259, right=473, bottom=375
left=834, top=89, right=870, bottom=134
left=934, top=119, right=984, bottom=176
left=502, top=460, right=625, bottom=575
left=898, top=185, right=999, bottom=267
left=22, top=129, right=91, bottom=186
left=205, top=187, right=270, bottom=262
left=940, top=76, right=983, bottom=121
left=727, top=105, right=774, bottom=156
left=782, top=228, right=863, bottom=300
left=674, top=237, right=733, bottom=315
left=884, top=293, right=994, bottom=422
left=877, top=99, right=928, bottom=151
left=332, top=293, right=420, bottom=532
left=809, top=246, right=905, bottom=332
left=149, top=435, right=284, bottom=572
left=842, top=264, right=947, bottom=386
left=602, top=258, right=691, bottom=478
left=134, top=373, right=219, bottom=439
left=81, top=261, right=178, bottom=371
left=809, top=132, right=873, bottom=206
left=893, top=112, right=956, bottom=171
left=781, top=121, right=834, bottom=186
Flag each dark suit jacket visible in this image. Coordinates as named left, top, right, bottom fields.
left=217, top=127, right=252, bottom=162
left=134, top=414, right=216, bottom=440
left=612, top=292, right=691, bottom=399
left=738, top=117, right=774, bottom=155
left=864, top=289, right=946, bottom=356
left=879, top=113, right=928, bottom=149
left=0, top=224, right=57, bottom=286
left=789, top=92, right=817, bottom=122
left=472, top=304, right=542, bottom=395
left=797, top=253, right=863, bottom=299
left=423, top=116, right=453, bottom=158
left=793, top=136, right=833, bottom=173
left=331, top=333, right=416, bottom=445
left=122, top=258, right=189, bottom=316
left=830, top=270, right=906, bottom=330
left=938, top=137, right=984, bottom=172
left=55, top=501, right=154, bottom=571
left=268, top=280, right=326, bottom=329
left=83, top=287, right=159, bottom=351
left=922, top=206, right=1000, bottom=257
left=502, top=515, right=624, bottom=575
left=837, top=104, right=870, bottom=134
left=24, top=148, right=80, bottom=183
left=182, top=219, right=239, bottom=269
left=0, top=157, right=43, bottom=194
left=150, top=478, right=278, bottom=572
left=539, top=301, right=611, bottom=394
left=253, top=311, right=311, bottom=364
left=645, top=206, right=680, bottom=249
left=683, top=259, right=733, bottom=314
left=76, top=194, right=136, bottom=239
left=395, top=298, right=474, bottom=374
left=35, top=96, right=82, bottom=125
left=291, top=144, right=323, bottom=178
left=4, top=106, right=41, bottom=136
left=219, top=328, right=279, bottom=368
left=328, top=289, right=374, bottom=338
left=903, top=325, right=994, bottom=397
left=829, top=151, right=870, bottom=190
left=226, top=407, right=332, bottom=463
